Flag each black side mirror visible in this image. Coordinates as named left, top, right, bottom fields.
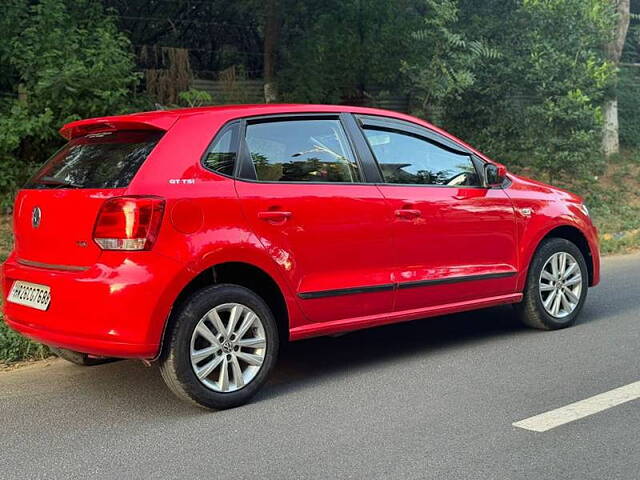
left=484, top=163, right=507, bottom=187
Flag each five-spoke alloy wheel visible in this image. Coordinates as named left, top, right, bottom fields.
left=160, top=284, right=279, bottom=410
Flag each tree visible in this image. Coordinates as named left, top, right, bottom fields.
left=0, top=0, right=143, bottom=207
left=278, top=0, right=432, bottom=104
left=443, top=0, right=615, bottom=183
left=603, top=0, right=631, bottom=157
left=402, top=0, right=499, bottom=123
left=263, top=0, right=280, bottom=102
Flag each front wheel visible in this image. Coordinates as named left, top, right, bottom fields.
left=516, top=237, right=589, bottom=330
left=160, top=284, right=279, bottom=409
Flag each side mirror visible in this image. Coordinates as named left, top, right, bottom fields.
left=484, top=163, right=507, bottom=187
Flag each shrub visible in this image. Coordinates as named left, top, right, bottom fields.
left=0, top=0, right=148, bottom=209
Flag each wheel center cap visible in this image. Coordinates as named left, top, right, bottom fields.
left=222, top=341, right=233, bottom=353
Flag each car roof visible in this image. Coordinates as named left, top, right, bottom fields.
left=60, top=104, right=414, bottom=139
left=58, top=103, right=493, bottom=164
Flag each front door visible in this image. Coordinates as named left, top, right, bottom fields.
left=357, top=117, right=519, bottom=312
left=235, top=115, right=395, bottom=324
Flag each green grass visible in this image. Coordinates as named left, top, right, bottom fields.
left=0, top=215, right=50, bottom=364
left=577, top=152, right=640, bottom=255
left=0, top=214, right=12, bottom=264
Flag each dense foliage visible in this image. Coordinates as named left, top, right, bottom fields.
left=442, top=0, right=615, bottom=183
left=0, top=0, right=628, bottom=206
left=0, top=0, right=145, bottom=209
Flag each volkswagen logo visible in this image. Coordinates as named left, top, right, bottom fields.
left=32, top=207, right=42, bottom=229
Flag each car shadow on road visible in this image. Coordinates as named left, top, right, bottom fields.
left=261, top=304, right=528, bottom=400
left=14, top=301, right=605, bottom=416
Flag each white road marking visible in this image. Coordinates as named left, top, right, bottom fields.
left=513, top=381, right=640, bottom=432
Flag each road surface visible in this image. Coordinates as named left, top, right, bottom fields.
left=1, top=253, right=639, bottom=479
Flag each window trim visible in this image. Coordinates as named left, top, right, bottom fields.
left=235, top=114, right=371, bottom=185
left=356, top=115, right=471, bottom=155
left=359, top=124, right=484, bottom=189
left=199, top=120, right=241, bottom=179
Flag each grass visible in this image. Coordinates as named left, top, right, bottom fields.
left=0, top=216, right=50, bottom=364
left=1, top=157, right=640, bottom=364
left=579, top=151, right=640, bottom=255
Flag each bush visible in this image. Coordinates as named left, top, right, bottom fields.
left=443, top=0, right=614, bottom=183
left=619, top=67, right=640, bottom=149
left=0, top=320, right=49, bottom=364
left=0, top=0, right=149, bottom=209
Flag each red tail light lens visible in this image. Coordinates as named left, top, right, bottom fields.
left=93, top=196, right=165, bottom=251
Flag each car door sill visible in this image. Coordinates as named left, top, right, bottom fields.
left=289, top=293, right=523, bottom=340
left=297, top=271, right=516, bottom=299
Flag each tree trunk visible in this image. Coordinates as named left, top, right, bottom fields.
left=603, top=0, right=630, bottom=157
left=263, top=0, right=280, bottom=103
left=603, top=98, right=619, bottom=157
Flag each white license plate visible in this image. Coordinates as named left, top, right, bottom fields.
left=8, top=281, right=51, bottom=311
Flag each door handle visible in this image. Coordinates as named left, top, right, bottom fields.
left=258, top=211, right=292, bottom=222
left=394, top=209, right=421, bottom=219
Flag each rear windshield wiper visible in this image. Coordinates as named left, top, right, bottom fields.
left=38, top=176, right=82, bottom=188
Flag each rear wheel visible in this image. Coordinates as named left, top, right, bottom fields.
left=516, top=237, right=588, bottom=330
left=159, top=284, right=279, bottom=409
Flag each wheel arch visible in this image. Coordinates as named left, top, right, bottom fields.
left=158, top=261, right=293, bottom=359
left=525, top=224, right=595, bottom=287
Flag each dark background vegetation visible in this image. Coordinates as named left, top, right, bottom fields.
left=1, top=0, right=640, bottom=362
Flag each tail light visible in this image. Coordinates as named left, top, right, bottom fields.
left=93, top=196, right=165, bottom=251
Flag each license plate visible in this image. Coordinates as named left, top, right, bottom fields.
left=8, top=281, right=51, bottom=311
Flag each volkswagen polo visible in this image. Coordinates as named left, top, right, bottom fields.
left=1, top=105, right=600, bottom=409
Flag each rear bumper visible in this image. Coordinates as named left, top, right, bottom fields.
left=3, top=317, right=157, bottom=357
left=1, top=251, right=184, bottom=359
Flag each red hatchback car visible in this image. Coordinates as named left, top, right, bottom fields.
left=1, top=104, right=599, bottom=409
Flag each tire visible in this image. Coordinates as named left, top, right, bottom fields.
left=49, top=347, right=114, bottom=366
left=159, top=284, right=279, bottom=410
left=515, top=237, right=589, bottom=330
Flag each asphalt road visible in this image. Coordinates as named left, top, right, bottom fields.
left=2, top=253, right=640, bottom=479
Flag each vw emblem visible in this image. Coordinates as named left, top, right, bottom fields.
left=32, top=207, right=42, bottom=229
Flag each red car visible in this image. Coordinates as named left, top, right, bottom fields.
left=1, top=105, right=599, bottom=409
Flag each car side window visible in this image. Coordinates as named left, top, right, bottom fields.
left=202, top=123, right=239, bottom=176
left=363, top=127, right=480, bottom=187
left=244, top=119, right=361, bottom=183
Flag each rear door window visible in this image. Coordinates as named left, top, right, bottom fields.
left=243, top=119, right=361, bottom=183
left=202, top=122, right=239, bottom=176
left=25, top=130, right=164, bottom=189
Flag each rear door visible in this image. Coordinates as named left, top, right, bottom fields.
left=234, top=114, right=395, bottom=324
left=13, top=130, right=163, bottom=267
left=356, top=115, right=518, bottom=312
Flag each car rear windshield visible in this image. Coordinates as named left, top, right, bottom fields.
left=25, top=130, right=164, bottom=189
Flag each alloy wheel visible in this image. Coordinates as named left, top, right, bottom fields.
left=539, top=251, right=583, bottom=319
left=190, top=303, right=267, bottom=393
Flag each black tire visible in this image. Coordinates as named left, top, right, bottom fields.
left=49, top=347, right=114, bottom=366
left=515, top=237, right=589, bottom=330
left=159, top=284, right=279, bottom=410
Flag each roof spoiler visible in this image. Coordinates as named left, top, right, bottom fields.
left=59, top=114, right=179, bottom=140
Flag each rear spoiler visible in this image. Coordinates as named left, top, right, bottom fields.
left=60, top=113, right=179, bottom=140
